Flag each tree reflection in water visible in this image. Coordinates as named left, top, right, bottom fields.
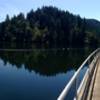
left=0, top=48, right=94, bottom=76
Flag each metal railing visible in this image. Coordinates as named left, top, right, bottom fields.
left=57, top=48, right=100, bottom=100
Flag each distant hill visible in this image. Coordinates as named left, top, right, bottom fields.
left=0, top=6, right=99, bottom=48
left=86, top=19, right=100, bottom=36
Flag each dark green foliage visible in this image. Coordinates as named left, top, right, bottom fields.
left=0, top=6, right=99, bottom=48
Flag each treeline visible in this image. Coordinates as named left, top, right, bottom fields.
left=0, top=6, right=99, bottom=48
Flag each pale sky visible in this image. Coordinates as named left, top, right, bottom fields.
left=0, top=0, right=100, bottom=22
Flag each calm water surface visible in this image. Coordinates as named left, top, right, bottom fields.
left=0, top=49, right=94, bottom=100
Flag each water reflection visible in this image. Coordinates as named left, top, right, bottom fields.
left=0, top=48, right=95, bottom=100
left=0, top=48, right=93, bottom=76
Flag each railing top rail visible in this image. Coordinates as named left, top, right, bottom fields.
left=58, top=48, right=100, bottom=100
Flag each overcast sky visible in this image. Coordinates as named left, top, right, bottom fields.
left=0, top=0, right=100, bottom=22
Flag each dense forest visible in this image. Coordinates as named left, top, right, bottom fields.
left=0, top=6, right=100, bottom=48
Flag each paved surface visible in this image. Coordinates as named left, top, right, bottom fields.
left=92, top=58, right=100, bottom=100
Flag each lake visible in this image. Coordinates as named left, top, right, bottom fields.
left=0, top=48, right=94, bottom=100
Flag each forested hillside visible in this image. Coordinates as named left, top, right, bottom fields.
left=0, top=6, right=99, bottom=48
